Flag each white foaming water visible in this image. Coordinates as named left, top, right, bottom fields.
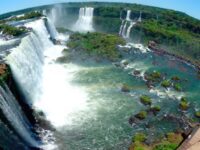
left=73, top=7, right=94, bottom=32
left=7, top=18, right=87, bottom=128
left=150, top=88, right=185, bottom=100
left=35, top=62, right=88, bottom=127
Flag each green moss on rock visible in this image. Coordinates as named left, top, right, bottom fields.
left=132, top=133, right=147, bottom=143
left=135, top=111, right=147, bottom=120
left=174, top=83, right=182, bottom=91
left=161, top=80, right=171, bottom=88
left=151, top=106, right=161, bottom=112
left=121, top=84, right=131, bottom=92
left=195, top=111, right=200, bottom=118
left=140, top=95, right=152, bottom=105
left=179, top=97, right=189, bottom=110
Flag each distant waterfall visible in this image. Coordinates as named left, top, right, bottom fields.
left=126, top=10, right=131, bottom=21
left=0, top=83, right=39, bottom=148
left=126, top=22, right=136, bottom=38
left=138, top=11, right=142, bottom=22
left=119, top=10, right=141, bottom=39
left=73, top=7, right=94, bottom=32
left=44, top=5, right=63, bottom=27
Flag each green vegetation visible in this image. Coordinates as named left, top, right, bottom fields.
left=0, top=24, right=27, bottom=36
left=135, top=111, right=147, bottom=120
left=174, top=83, right=182, bottom=91
left=7, top=11, right=42, bottom=22
left=121, top=84, right=131, bottom=92
left=140, top=95, right=152, bottom=105
left=179, top=97, right=189, bottom=110
left=151, top=106, right=161, bottom=112
left=132, top=133, right=147, bottom=143
left=195, top=111, right=200, bottom=118
left=145, top=71, right=162, bottom=83
left=161, top=80, right=171, bottom=88
left=130, top=132, right=182, bottom=150
left=153, top=143, right=178, bottom=150
left=166, top=132, right=183, bottom=144
left=67, top=32, right=125, bottom=60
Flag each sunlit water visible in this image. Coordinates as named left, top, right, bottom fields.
left=48, top=46, right=200, bottom=150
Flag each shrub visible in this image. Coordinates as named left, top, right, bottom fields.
left=161, top=80, right=171, bottom=88
left=153, top=143, right=178, bottom=150
left=0, top=24, right=27, bottom=36
left=132, top=133, right=147, bottom=142
left=135, top=111, right=147, bottom=120
left=179, top=97, right=189, bottom=110
left=195, top=111, right=200, bottom=118
left=174, top=83, right=182, bottom=91
left=151, top=106, right=161, bottom=112
left=140, top=95, right=152, bottom=105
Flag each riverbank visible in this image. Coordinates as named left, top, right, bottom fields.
left=148, top=41, right=200, bottom=72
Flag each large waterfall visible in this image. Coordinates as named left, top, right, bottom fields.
left=6, top=16, right=88, bottom=129
left=73, top=7, right=94, bottom=32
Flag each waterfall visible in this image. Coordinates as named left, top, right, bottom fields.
left=45, top=5, right=63, bottom=27
left=6, top=19, right=52, bottom=104
left=122, top=21, right=128, bottom=38
left=119, top=20, right=125, bottom=35
left=73, top=7, right=94, bottom=32
left=126, top=10, right=131, bottom=21
left=45, top=18, right=58, bottom=40
left=126, top=22, right=136, bottom=38
left=0, top=83, right=39, bottom=147
left=119, top=10, right=139, bottom=39
left=138, top=11, right=142, bottom=22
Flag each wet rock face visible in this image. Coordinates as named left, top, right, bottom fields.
left=0, top=63, right=10, bottom=83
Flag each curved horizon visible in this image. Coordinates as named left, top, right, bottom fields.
left=0, top=0, right=200, bottom=20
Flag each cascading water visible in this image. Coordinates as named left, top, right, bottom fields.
left=6, top=19, right=52, bottom=104
left=73, top=7, right=94, bottom=32
left=119, top=10, right=139, bottom=39
left=44, top=5, right=63, bottom=27
left=7, top=16, right=88, bottom=130
left=126, top=22, right=136, bottom=38
left=126, top=10, right=131, bottom=21
left=0, top=83, right=39, bottom=148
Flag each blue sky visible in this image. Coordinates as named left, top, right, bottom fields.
left=0, top=0, right=200, bottom=19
